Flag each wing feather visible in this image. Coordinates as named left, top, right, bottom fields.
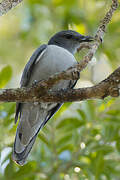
left=15, top=44, right=47, bottom=124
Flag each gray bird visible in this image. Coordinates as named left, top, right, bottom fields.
left=12, top=30, right=93, bottom=165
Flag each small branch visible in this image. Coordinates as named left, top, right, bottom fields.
left=0, top=0, right=23, bottom=16
left=95, top=0, right=119, bottom=39
left=73, top=0, right=119, bottom=74
left=77, top=42, right=92, bottom=51
left=0, top=66, right=120, bottom=103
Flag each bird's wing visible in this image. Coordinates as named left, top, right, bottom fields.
left=20, top=44, right=47, bottom=87
left=15, top=44, right=47, bottom=124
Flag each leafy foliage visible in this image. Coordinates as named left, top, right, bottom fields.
left=0, top=66, right=12, bottom=88
left=1, top=77, right=120, bottom=180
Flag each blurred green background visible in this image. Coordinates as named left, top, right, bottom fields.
left=0, top=0, right=120, bottom=179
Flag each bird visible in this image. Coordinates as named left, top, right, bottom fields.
left=12, top=30, right=93, bottom=165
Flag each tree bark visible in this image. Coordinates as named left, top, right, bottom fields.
left=0, top=0, right=22, bottom=16
left=0, top=66, right=120, bottom=103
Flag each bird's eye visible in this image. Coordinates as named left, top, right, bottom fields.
left=65, top=34, right=72, bottom=39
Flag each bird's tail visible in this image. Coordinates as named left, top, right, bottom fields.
left=12, top=131, right=37, bottom=166
left=12, top=102, right=61, bottom=165
left=12, top=103, right=49, bottom=166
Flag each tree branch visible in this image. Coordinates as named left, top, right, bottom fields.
left=0, top=66, right=120, bottom=103
left=0, top=0, right=22, bottom=16
left=0, top=0, right=119, bottom=103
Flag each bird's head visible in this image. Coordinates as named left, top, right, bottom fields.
left=48, top=30, right=94, bottom=54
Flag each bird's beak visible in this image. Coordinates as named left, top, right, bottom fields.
left=77, top=35, right=94, bottom=52
left=79, top=35, right=94, bottom=43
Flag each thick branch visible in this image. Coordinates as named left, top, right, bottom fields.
left=0, top=0, right=22, bottom=16
left=0, top=66, right=120, bottom=103
left=0, top=0, right=119, bottom=103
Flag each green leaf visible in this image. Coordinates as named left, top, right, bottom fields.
left=56, top=133, right=72, bottom=147
left=13, top=161, right=36, bottom=179
left=92, top=145, right=114, bottom=155
left=54, top=103, right=72, bottom=119
left=57, top=144, right=74, bottom=154
left=81, top=101, right=95, bottom=122
left=38, top=132, right=50, bottom=147
left=4, top=161, right=14, bottom=179
left=56, top=118, right=84, bottom=129
left=0, top=66, right=12, bottom=88
left=107, top=109, right=120, bottom=116
left=77, top=109, right=86, bottom=121
left=94, top=152, right=104, bottom=179
left=116, top=141, right=120, bottom=152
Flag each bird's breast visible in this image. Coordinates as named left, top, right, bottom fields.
left=29, top=45, right=77, bottom=83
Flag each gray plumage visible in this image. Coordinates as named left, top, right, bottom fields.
left=12, top=30, right=93, bottom=165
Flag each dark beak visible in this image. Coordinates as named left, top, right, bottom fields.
left=80, top=35, right=94, bottom=42
left=77, top=35, right=94, bottom=52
